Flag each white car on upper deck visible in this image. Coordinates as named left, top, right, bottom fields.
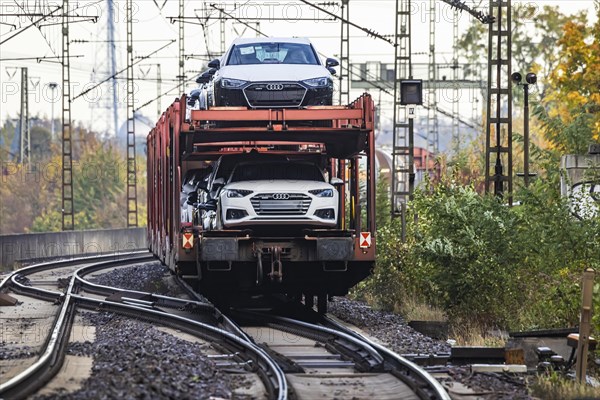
left=202, top=37, right=338, bottom=109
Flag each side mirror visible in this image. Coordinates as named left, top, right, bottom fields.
left=330, top=177, right=344, bottom=186
left=186, top=192, right=198, bottom=205
left=327, top=67, right=337, bottom=76
left=326, top=58, right=339, bottom=67
left=196, top=199, right=217, bottom=212
left=190, top=89, right=201, bottom=99
left=212, top=177, right=225, bottom=188
left=196, top=68, right=215, bottom=84
left=198, top=180, right=208, bottom=191
left=208, top=59, right=220, bottom=69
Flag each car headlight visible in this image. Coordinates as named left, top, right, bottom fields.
left=220, top=78, right=248, bottom=88
left=302, top=77, right=331, bottom=87
left=309, top=188, right=334, bottom=197
left=225, top=189, right=253, bottom=198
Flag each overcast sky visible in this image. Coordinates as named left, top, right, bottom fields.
left=0, top=0, right=596, bottom=134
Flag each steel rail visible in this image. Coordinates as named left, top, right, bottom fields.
left=71, top=294, right=287, bottom=400
left=73, top=258, right=253, bottom=344
left=0, top=251, right=149, bottom=290
left=267, top=314, right=385, bottom=366
left=323, top=316, right=451, bottom=400
left=73, top=258, right=215, bottom=313
left=174, top=275, right=255, bottom=343
left=0, top=252, right=150, bottom=399
left=6, top=253, right=154, bottom=302
left=1, top=253, right=287, bottom=399
left=237, top=307, right=450, bottom=400
left=74, top=264, right=283, bottom=396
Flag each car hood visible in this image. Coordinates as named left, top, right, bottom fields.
left=224, top=180, right=333, bottom=192
left=219, top=64, right=330, bottom=82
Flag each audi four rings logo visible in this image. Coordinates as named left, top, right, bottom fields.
left=272, top=193, right=290, bottom=200
left=266, top=84, right=284, bottom=91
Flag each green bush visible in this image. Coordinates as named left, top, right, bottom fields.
left=355, top=174, right=600, bottom=337
left=408, top=180, right=524, bottom=326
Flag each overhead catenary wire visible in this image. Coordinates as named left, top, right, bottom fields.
left=0, top=5, right=62, bottom=45
left=72, top=39, right=176, bottom=101
left=297, top=0, right=394, bottom=45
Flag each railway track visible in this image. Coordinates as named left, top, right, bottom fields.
left=0, top=253, right=450, bottom=399
left=230, top=306, right=451, bottom=400
left=0, top=253, right=285, bottom=399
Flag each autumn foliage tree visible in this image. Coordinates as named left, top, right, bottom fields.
left=535, top=10, right=600, bottom=154
left=0, top=121, right=147, bottom=233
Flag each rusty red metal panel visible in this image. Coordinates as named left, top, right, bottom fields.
left=190, top=107, right=363, bottom=123
left=353, top=237, right=376, bottom=261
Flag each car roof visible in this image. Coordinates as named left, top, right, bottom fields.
left=230, top=37, right=312, bottom=46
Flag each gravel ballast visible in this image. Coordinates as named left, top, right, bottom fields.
left=37, top=312, right=252, bottom=400
left=35, top=260, right=534, bottom=398
left=329, top=297, right=451, bottom=355
left=329, top=297, right=533, bottom=399
left=90, top=262, right=186, bottom=298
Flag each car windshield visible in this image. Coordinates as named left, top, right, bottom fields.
left=227, top=42, right=319, bottom=65
left=230, top=162, right=325, bottom=182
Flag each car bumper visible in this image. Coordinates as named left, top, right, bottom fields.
left=221, top=193, right=338, bottom=228
left=214, top=83, right=332, bottom=108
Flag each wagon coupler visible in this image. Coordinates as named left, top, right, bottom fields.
left=269, top=246, right=283, bottom=283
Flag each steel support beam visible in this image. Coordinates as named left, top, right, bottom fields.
left=339, top=0, right=350, bottom=105
left=62, top=0, right=74, bottom=230
left=156, top=63, right=162, bottom=118
left=19, top=67, right=30, bottom=168
left=220, top=9, right=226, bottom=53
left=126, top=0, right=138, bottom=227
left=452, top=8, right=460, bottom=153
left=484, top=1, right=512, bottom=203
left=391, top=0, right=413, bottom=234
left=426, top=0, right=438, bottom=167
left=178, top=0, right=185, bottom=92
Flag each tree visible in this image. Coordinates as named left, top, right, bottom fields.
left=31, top=130, right=148, bottom=232
left=458, top=5, right=586, bottom=96
left=535, top=10, right=600, bottom=154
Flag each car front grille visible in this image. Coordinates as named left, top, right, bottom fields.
left=250, top=193, right=312, bottom=215
left=243, top=83, right=306, bottom=108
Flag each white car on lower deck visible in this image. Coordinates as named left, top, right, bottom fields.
left=215, top=159, right=340, bottom=228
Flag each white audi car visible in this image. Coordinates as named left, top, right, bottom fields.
left=205, top=37, right=338, bottom=108
left=211, top=158, right=340, bottom=228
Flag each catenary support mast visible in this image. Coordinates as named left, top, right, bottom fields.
left=62, top=0, right=74, bottom=230
left=126, top=0, right=138, bottom=227
left=391, top=0, right=413, bottom=236
left=484, top=1, right=512, bottom=203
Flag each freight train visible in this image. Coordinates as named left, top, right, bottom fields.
left=147, top=94, right=377, bottom=312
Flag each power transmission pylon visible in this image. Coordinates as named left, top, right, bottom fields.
left=126, top=0, right=138, bottom=227
left=62, top=0, right=74, bottom=230
left=106, top=0, right=118, bottom=135
left=19, top=67, right=30, bottom=169
left=339, top=0, right=349, bottom=105
left=89, top=0, right=119, bottom=136
left=391, top=0, right=413, bottom=237
left=484, top=1, right=513, bottom=203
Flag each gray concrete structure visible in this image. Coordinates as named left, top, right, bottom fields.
left=0, top=228, right=147, bottom=271
left=561, top=154, right=600, bottom=219
left=561, top=154, right=600, bottom=195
